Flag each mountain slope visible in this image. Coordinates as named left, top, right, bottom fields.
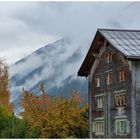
left=9, top=38, right=88, bottom=114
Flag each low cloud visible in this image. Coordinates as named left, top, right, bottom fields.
left=0, top=2, right=136, bottom=65
left=10, top=38, right=84, bottom=94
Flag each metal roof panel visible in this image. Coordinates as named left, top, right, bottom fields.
left=99, top=29, right=140, bottom=57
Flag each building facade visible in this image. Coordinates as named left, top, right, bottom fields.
left=78, top=29, right=140, bottom=138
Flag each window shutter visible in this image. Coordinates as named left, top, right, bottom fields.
left=127, top=120, right=130, bottom=133
left=93, top=122, right=96, bottom=132
left=115, top=120, right=119, bottom=134
left=125, top=120, right=127, bottom=134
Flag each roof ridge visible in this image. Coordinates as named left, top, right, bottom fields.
left=98, top=28, right=140, bottom=32
left=78, top=28, right=140, bottom=77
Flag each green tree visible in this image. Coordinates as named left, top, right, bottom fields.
left=0, top=113, right=28, bottom=138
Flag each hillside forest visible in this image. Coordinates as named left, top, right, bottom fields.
left=0, top=59, right=89, bottom=138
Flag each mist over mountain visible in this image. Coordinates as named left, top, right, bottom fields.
left=9, top=38, right=88, bottom=114
left=8, top=2, right=140, bottom=114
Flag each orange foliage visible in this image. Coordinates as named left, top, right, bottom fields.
left=21, top=86, right=88, bottom=138
left=0, top=59, right=13, bottom=113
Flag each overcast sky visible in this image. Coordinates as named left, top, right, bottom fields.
left=0, top=1, right=140, bottom=65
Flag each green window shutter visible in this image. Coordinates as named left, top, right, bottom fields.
left=127, top=120, right=130, bottom=133
left=115, top=120, right=119, bottom=134
left=118, top=121, right=120, bottom=134
left=125, top=119, right=130, bottom=134
left=120, top=120, right=127, bottom=134
left=93, top=122, right=96, bottom=132
left=124, top=120, right=127, bottom=134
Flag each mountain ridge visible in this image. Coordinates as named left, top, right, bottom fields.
left=9, top=37, right=87, bottom=114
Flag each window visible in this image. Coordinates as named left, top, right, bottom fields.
left=96, top=95, right=104, bottom=109
left=115, top=119, right=130, bottom=135
left=115, top=94, right=126, bottom=107
left=93, top=120, right=104, bottom=135
left=106, top=53, right=112, bottom=63
left=106, top=72, right=112, bottom=85
left=119, top=70, right=125, bottom=82
left=95, top=76, right=100, bottom=87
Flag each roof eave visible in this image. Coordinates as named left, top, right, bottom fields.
left=126, top=56, right=140, bottom=60
left=77, top=72, right=89, bottom=77
left=77, top=30, right=99, bottom=77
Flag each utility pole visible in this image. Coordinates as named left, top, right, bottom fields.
left=11, top=112, right=14, bottom=138
left=104, top=91, right=108, bottom=138
left=88, top=76, right=92, bottom=138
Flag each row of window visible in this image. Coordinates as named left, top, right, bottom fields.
left=93, top=119, right=130, bottom=135
left=95, top=94, right=126, bottom=109
left=95, top=70, right=125, bottom=87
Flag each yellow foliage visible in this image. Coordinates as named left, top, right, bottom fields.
left=0, top=59, right=13, bottom=114
left=21, top=87, right=88, bottom=138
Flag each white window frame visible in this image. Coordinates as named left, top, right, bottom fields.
left=115, top=119, right=130, bottom=135
left=93, top=120, right=104, bottom=135
left=115, top=93, right=126, bottom=107
left=119, top=70, right=125, bottom=82
left=106, top=53, right=112, bottom=63
left=106, top=72, right=112, bottom=85
left=95, top=95, right=104, bottom=109
left=95, top=76, right=100, bottom=87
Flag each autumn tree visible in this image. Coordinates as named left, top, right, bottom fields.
left=0, top=59, right=13, bottom=113
left=0, top=59, right=28, bottom=138
left=21, top=85, right=88, bottom=138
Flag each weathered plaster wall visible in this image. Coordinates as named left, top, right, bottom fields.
left=90, top=42, right=131, bottom=138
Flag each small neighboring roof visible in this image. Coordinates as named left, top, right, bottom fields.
left=78, top=28, right=140, bottom=77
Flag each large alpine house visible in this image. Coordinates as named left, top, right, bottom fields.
left=78, top=29, right=140, bottom=138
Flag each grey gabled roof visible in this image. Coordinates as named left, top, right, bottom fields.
left=78, top=28, right=140, bottom=77
left=99, top=29, right=140, bottom=59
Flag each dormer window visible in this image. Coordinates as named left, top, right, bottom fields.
left=106, top=72, right=112, bottom=85
left=106, top=53, right=112, bottom=63
left=119, top=70, right=125, bottom=82
left=95, top=76, right=100, bottom=87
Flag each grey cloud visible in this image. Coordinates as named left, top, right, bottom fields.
left=12, top=2, right=131, bottom=41
left=5, top=1, right=140, bottom=114
left=0, top=1, right=139, bottom=66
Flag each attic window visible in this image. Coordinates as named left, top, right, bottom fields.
left=115, top=94, right=126, bottom=107
left=119, top=70, right=125, bottom=82
left=106, top=72, right=112, bottom=85
left=106, top=53, right=112, bottom=63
